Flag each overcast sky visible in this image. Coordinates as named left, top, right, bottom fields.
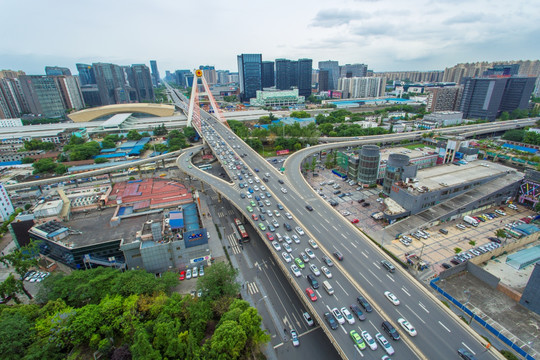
left=1, top=0, right=539, bottom=75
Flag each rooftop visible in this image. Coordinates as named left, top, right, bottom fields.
left=106, top=178, right=192, bottom=208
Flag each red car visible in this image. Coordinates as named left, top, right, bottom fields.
left=266, top=232, right=274, bottom=241
left=306, top=287, right=317, bottom=302
left=351, top=219, right=359, bottom=224
left=179, top=271, right=186, bottom=281
left=252, top=214, right=259, bottom=221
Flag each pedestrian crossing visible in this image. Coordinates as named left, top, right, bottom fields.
left=217, top=210, right=235, bottom=217
left=246, top=281, right=259, bottom=295
left=226, top=234, right=242, bottom=254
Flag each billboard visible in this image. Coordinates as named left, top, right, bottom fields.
left=276, top=149, right=290, bottom=156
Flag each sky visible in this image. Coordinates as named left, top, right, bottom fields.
left=1, top=0, right=539, bottom=75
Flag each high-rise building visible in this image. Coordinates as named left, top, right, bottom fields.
left=52, top=75, right=85, bottom=110
left=150, top=60, right=160, bottom=87
left=499, top=77, right=536, bottom=113
left=275, top=59, right=291, bottom=90
left=338, top=77, right=386, bottom=98
left=129, top=64, right=155, bottom=102
left=261, top=61, right=275, bottom=88
left=199, top=66, right=217, bottom=85
left=484, top=64, right=520, bottom=77
left=340, top=64, right=368, bottom=78
left=174, top=70, right=192, bottom=88
left=425, top=86, right=462, bottom=112
left=237, top=54, right=262, bottom=102
left=76, top=63, right=96, bottom=85
left=0, top=183, right=14, bottom=221
left=92, top=62, right=130, bottom=105
left=318, top=60, right=339, bottom=90
left=45, top=66, right=72, bottom=76
left=217, top=70, right=230, bottom=85
left=81, top=85, right=101, bottom=107
left=357, top=145, right=380, bottom=186
left=290, top=60, right=298, bottom=88
left=459, top=77, right=507, bottom=121
left=318, top=70, right=329, bottom=92
left=0, top=77, right=28, bottom=118
left=19, top=75, right=66, bottom=118
left=0, top=70, right=25, bottom=79
left=373, top=70, right=443, bottom=83
left=297, top=58, right=312, bottom=97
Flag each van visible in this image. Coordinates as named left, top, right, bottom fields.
left=439, top=228, right=448, bottom=235
left=323, top=280, right=334, bottom=295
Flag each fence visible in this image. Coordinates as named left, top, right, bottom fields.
left=430, top=277, right=535, bottom=360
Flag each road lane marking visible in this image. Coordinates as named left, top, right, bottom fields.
left=355, top=346, right=365, bottom=357
left=401, top=287, right=411, bottom=297
left=332, top=225, right=339, bottom=231
left=341, top=325, right=347, bottom=334
left=345, top=247, right=353, bottom=255
left=342, top=234, right=347, bottom=239
left=405, top=304, right=426, bottom=324
left=386, top=274, right=395, bottom=282
left=361, top=251, right=368, bottom=258
left=439, top=321, right=451, bottom=333
left=336, top=280, right=350, bottom=296
left=350, top=242, right=357, bottom=248
left=367, top=269, right=382, bottom=283
left=373, top=263, right=381, bottom=269
left=418, top=302, right=430, bottom=314
left=462, top=342, right=475, bottom=354
left=359, top=272, right=374, bottom=287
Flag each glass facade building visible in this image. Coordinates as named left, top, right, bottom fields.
left=297, top=58, right=313, bottom=97
left=237, top=54, right=262, bottom=102
left=357, top=145, right=380, bottom=186
left=262, top=61, right=275, bottom=88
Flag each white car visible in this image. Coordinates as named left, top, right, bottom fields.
left=248, top=178, right=253, bottom=184
left=398, top=317, right=417, bottom=337
left=340, top=307, right=355, bottom=325
left=375, top=333, right=394, bottom=356
left=283, top=235, right=292, bottom=244
left=246, top=193, right=252, bottom=199
left=192, top=266, right=198, bottom=278
left=186, top=269, right=192, bottom=280
left=282, top=252, right=292, bottom=263
left=274, top=210, right=281, bottom=217
left=331, top=307, right=345, bottom=325
left=303, top=312, right=314, bottom=326
left=291, top=264, right=302, bottom=277
left=283, top=243, right=292, bottom=253
left=291, top=234, right=300, bottom=243
left=361, top=331, right=377, bottom=351
left=321, top=266, right=332, bottom=278
left=272, top=219, right=279, bottom=228
left=308, top=239, right=319, bottom=249
left=272, top=241, right=281, bottom=251
left=384, top=291, right=400, bottom=305
left=255, top=177, right=260, bottom=183
left=254, top=185, right=259, bottom=191
left=300, top=252, right=310, bottom=263
left=285, top=212, right=293, bottom=220
left=281, top=187, right=288, bottom=194
left=260, top=185, right=266, bottom=191
left=309, top=263, right=320, bottom=276
left=305, top=248, right=315, bottom=259
left=295, top=227, right=305, bottom=236
left=266, top=210, right=273, bottom=217
left=342, top=211, right=351, bottom=216
left=264, top=199, right=271, bottom=206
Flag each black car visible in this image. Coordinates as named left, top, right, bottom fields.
left=307, top=274, right=319, bottom=289
left=382, top=321, right=400, bottom=341
left=333, top=190, right=341, bottom=195
left=321, top=256, right=334, bottom=267
left=349, top=304, right=366, bottom=321
left=277, top=204, right=284, bottom=210
left=306, top=205, right=313, bottom=211
left=262, top=177, right=269, bottom=183
left=278, top=179, right=284, bottom=184
left=358, top=199, right=365, bottom=203
left=284, top=223, right=292, bottom=231
left=338, top=193, right=346, bottom=198
left=240, top=193, right=246, bottom=199
left=488, top=237, right=502, bottom=244
left=442, top=263, right=452, bottom=269
left=324, top=312, right=338, bottom=330
left=457, top=348, right=477, bottom=360
left=333, top=251, right=344, bottom=261
left=450, top=259, right=460, bottom=265
left=362, top=202, right=370, bottom=207
left=357, top=295, right=373, bottom=312
left=329, top=200, right=338, bottom=207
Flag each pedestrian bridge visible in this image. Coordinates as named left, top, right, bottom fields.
left=68, top=103, right=175, bottom=122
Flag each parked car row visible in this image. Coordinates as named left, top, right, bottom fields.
left=452, top=242, right=501, bottom=265
left=179, top=264, right=206, bottom=280
left=23, top=270, right=49, bottom=282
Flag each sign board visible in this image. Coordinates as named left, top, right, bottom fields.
left=276, top=149, right=289, bottom=156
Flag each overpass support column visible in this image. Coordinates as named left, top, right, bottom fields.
left=137, top=165, right=142, bottom=179
left=200, top=182, right=205, bottom=194
left=217, top=192, right=221, bottom=203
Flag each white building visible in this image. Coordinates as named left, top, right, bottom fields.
left=0, top=183, right=15, bottom=221
left=0, top=118, right=23, bottom=127
left=338, top=76, right=386, bottom=99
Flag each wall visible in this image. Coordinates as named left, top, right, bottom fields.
left=468, top=232, right=539, bottom=265
left=467, top=262, right=500, bottom=288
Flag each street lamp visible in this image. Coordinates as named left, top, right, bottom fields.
left=464, top=290, right=471, bottom=305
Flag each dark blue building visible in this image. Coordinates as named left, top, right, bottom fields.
left=262, top=61, right=275, bottom=88
left=237, top=54, right=262, bottom=102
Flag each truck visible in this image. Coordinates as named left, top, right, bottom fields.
left=463, top=215, right=478, bottom=227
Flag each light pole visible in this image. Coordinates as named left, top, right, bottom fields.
left=464, top=290, right=471, bottom=305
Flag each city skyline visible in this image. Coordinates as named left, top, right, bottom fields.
left=1, top=0, right=539, bottom=75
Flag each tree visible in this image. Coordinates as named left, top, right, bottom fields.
left=0, top=241, right=39, bottom=300
left=127, top=130, right=143, bottom=141
left=22, top=157, right=34, bottom=164
left=32, top=158, right=57, bottom=174
left=153, top=124, right=168, bottom=136
left=495, top=229, right=507, bottom=239
left=183, top=127, right=198, bottom=141
left=293, top=142, right=302, bottom=151
left=311, top=157, right=317, bottom=172
left=101, top=139, right=116, bottom=149
left=95, top=157, right=109, bottom=164
left=131, top=329, right=162, bottom=360
left=290, top=110, right=311, bottom=119
left=500, top=111, right=510, bottom=121
left=454, top=247, right=462, bottom=254
left=210, top=320, right=247, bottom=359
left=197, top=262, right=239, bottom=301
left=0, top=307, right=38, bottom=358
left=468, top=240, right=476, bottom=246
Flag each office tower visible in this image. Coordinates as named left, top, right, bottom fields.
left=357, top=145, right=380, bottom=186
left=318, top=70, right=329, bottom=91
left=150, top=60, right=160, bottom=86
left=484, top=64, right=520, bottom=77
left=0, top=184, right=14, bottom=221
left=19, top=75, right=65, bottom=118
left=0, top=77, right=28, bottom=118
left=338, top=77, right=385, bottom=98
left=237, top=54, right=262, bottom=102
left=129, top=64, right=155, bottom=102
left=290, top=60, right=298, bottom=88
left=499, top=77, right=536, bottom=113
left=45, top=66, right=72, bottom=76
left=92, top=62, right=130, bottom=105
left=425, top=86, right=462, bottom=112
left=297, top=58, right=313, bottom=97
left=199, top=65, right=217, bottom=85
left=52, top=76, right=85, bottom=110
left=81, top=85, right=101, bottom=107
left=76, top=63, right=96, bottom=85
left=0, top=70, right=25, bottom=79
left=174, top=70, right=192, bottom=88
left=459, top=77, right=507, bottom=120
left=261, top=61, right=275, bottom=88
left=216, top=70, right=230, bottom=85
left=228, top=72, right=239, bottom=83
left=318, top=60, right=339, bottom=90
left=340, top=64, right=368, bottom=78
left=275, top=59, right=291, bottom=90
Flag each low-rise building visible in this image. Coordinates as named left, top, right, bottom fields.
left=250, top=89, right=305, bottom=107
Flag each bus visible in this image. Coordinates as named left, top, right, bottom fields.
left=234, top=218, right=249, bottom=242
left=198, top=164, right=212, bottom=171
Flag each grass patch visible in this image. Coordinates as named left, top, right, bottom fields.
left=214, top=224, right=222, bottom=240
left=500, top=350, right=519, bottom=360
left=441, top=300, right=450, bottom=308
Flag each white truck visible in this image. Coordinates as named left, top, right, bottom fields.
left=463, top=215, right=478, bottom=227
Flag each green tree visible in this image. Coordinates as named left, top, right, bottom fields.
left=32, top=158, right=57, bottom=174
left=293, top=142, right=302, bottom=151
left=319, top=123, right=334, bottom=135
left=502, top=129, right=525, bottom=142
left=0, top=307, right=38, bottom=359
left=0, top=241, right=39, bottom=300
left=153, top=124, right=168, bottom=136
left=197, top=262, right=239, bottom=301
left=21, top=157, right=34, bottom=164
left=500, top=111, right=510, bottom=121
left=183, top=127, right=198, bottom=141
left=248, top=138, right=263, bottom=151
left=131, top=329, right=162, bottom=360
left=127, top=130, right=143, bottom=141
left=210, top=320, right=247, bottom=359
left=495, top=229, right=507, bottom=239
left=101, top=139, right=116, bottom=149
left=454, top=247, right=462, bottom=254
left=468, top=240, right=476, bottom=246
left=290, top=110, right=311, bottom=118
left=95, top=157, right=109, bottom=164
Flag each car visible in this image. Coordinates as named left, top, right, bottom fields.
left=283, top=243, right=292, bottom=252
left=303, top=312, right=314, bottom=326
left=291, top=234, right=300, bottom=243
left=320, top=265, right=332, bottom=279
left=382, top=321, right=400, bottom=341
left=333, top=251, right=344, bottom=261
left=192, top=266, right=198, bottom=278
left=442, top=262, right=452, bottom=269
left=397, top=317, right=417, bottom=337
left=266, top=210, right=273, bottom=217
left=259, top=214, right=266, bottom=221
left=258, top=223, right=266, bottom=231
left=322, top=256, right=334, bottom=267
left=272, top=219, right=279, bottom=228
left=301, top=252, right=310, bottom=263
left=285, top=212, right=293, bottom=219
left=265, top=191, right=272, bottom=198
left=274, top=210, right=281, bottom=217
left=340, top=307, right=355, bottom=324
left=350, top=330, right=366, bottom=350
left=357, top=295, right=373, bottom=312
left=281, top=187, right=288, bottom=194
left=295, top=227, right=305, bottom=236
left=305, top=248, right=315, bottom=259
left=277, top=204, right=284, bottom=210
left=246, top=206, right=253, bottom=213
left=199, top=266, right=204, bottom=277
left=186, top=269, right=192, bottom=279
left=252, top=214, right=259, bottom=221
left=306, top=287, right=317, bottom=301
left=381, top=259, right=396, bottom=273
left=266, top=232, right=274, bottom=241
left=258, top=201, right=264, bottom=207
left=333, top=190, right=341, bottom=195
left=324, top=312, right=338, bottom=330
left=307, top=274, right=319, bottom=289
left=268, top=224, right=275, bottom=232
left=246, top=193, right=252, bottom=199
left=351, top=218, right=359, bottom=224
left=283, top=235, right=292, bottom=244
left=295, top=258, right=305, bottom=269
left=331, top=308, right=345, bottom=325
left=179, top=271, right=186, bottom=280
left=306, top=205, right=313, bottom=211
left=349, top=304, right=366, bottom=321
left=291, top=264, right=302, bottom=277
left=308, top=239, right=319, bottom=249
left=248, top=187, right=254, bottom=193
left=342, top=210, right=351, bottom=216
left=272, top=241, right=281, bottom=251
left=240, top=193, right=246, bottom=199
left=375, top=333, right=394, bottom=355
left=309, top=263, right=321, bottom=276
left=290, top=329, right=299, bottom=347
left=254, top=185, right=260, bottom=191
left=282, top=252, right=292, bottom=262
left=284, top=223, right=292, bottom=231
left=255, top=195, right=261, bottom=201
left=384, top=291, right=400, bottom=305
left=264, top=199, right=271, bottom=206
left=362, top=202, right=370, bottom=207
left=361, top=330, right=377, bottom=351
left=457, top=348, right=477, bottom=360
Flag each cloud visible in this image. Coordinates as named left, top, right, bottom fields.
left=310, top=9, right=368, bottom=28
left=443, top=12, right=486, bottom=25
